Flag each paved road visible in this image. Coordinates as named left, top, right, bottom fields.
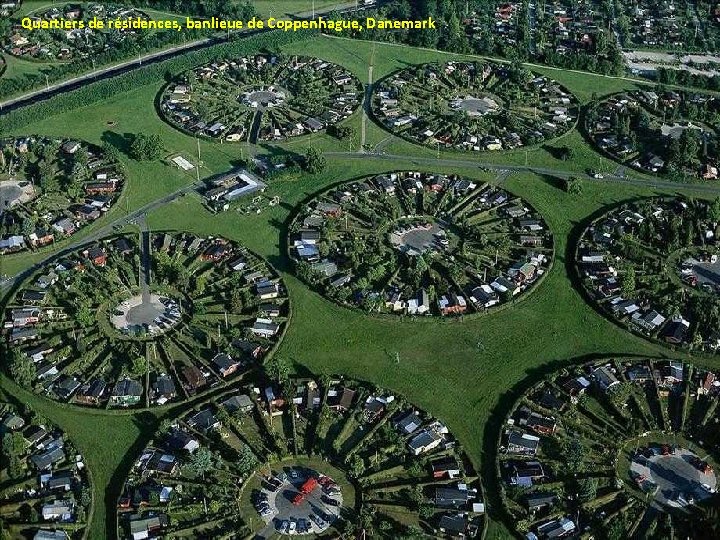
left=0, top=1, right=367, bottom=114
left=0, top=181, right=202, bottom=294
left=326, top=151, right=720, bottom=194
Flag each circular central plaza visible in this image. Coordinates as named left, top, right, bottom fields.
left=259, top=465, right=343, bottom=535
left=389, top=220, right=448, bottom=256
left=241, top=86, right=287, bottom=109
left=449, top=95, right=501, bottom=116
left=0, top=180, right=35, bottom=214
left=110, top=293, right=181, bottom=336
left=630, top=445, right=717, bottom=507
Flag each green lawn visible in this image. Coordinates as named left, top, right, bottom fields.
left=2, top=32, right=719, bottom=539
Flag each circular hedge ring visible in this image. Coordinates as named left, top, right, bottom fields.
left=2, top=232, right=289, bottom=409
left=288, top=171, right=553, bottom=317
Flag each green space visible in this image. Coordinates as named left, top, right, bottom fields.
left=3, top=31, right=720, bottom=539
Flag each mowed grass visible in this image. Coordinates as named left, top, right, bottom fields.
left=2, top=33, right=718, bottom=538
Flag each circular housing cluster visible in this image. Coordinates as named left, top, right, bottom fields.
left=586, top=90, right=720, bottom=177
left=3, top=4, right=149, bottom=61
left=0, top=136, right=124, bottom=255
left=2, top=232, right=288, bottom=408
left=498, top=358, right=720, bottom=538
left=289, top=172, right=553, bottom=316
left=117, top=373, right=484, bottom=538
left=0, top=400, right=93, bottom=538
left=159, top=54, right=362, bottom=143
left=575, top=197, right=720, bottom=352
left=372, top=61, right=578, bottom=152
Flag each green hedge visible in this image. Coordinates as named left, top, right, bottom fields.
left=0, top=30, right=315, bottom=132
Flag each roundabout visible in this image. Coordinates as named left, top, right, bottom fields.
left=2, top=231, right=289, bottom=408
left=371, top=61, right=579, bottom=152
left=289, top=171, right=553, bottom=316
left=117, top=373, right=484, bottom=538
left=498, top=357, right=720, bottom=538
left=110, top=293, right=181, bottom=336
left=629, top=445, right=716, bottom=508
left=255, top=464, right=344, bottom=535
left=159, top=54, right=362, bottom=143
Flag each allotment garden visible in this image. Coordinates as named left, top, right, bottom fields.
left=2, top=3, right=149, bottom=61
left=2, top=232, right=289, bottom=409
left=117, top=370, right=483, bottom=539
left=371, top=61, right=578, bottom=152
left=159, top=54, right=362, bottom=143
left=0, top=136, right=124, bottom=255
left=586, top=90, right=720, bottom=177
left=498, top=357, right=720, bottom=539
left=289, top=171, right=553, bottom=317
left=576, top=196, right=720, bottom=352
left=1, top=400, right=92, bottom=539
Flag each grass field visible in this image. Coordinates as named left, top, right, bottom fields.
left=1, top=33, right=718, bottom=539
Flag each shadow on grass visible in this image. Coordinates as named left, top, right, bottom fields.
left=106, top=411, right=159, bottom=539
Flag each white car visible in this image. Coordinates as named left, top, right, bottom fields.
left=289, top=520, right=297, bottom=533
left=701, top=483, right=716, bottom=493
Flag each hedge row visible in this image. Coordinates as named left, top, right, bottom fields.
left=0, top=29, right=315, bottom=132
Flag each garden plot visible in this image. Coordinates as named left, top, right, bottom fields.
left=617, top=0, right=720, bottom=53
left=586, top=90, right=720, bottom=178
left=371, top=61, right=578, bottom=152
left=158, top=54, right=362, bottom=143
left=288, top=171, right=553, bottom=316
left=0, top=401, right=92, bottom=539
left=117, top=371, right=484, bottom=539
left=3, top=3, right=149, bottom=61
left=575, top=197, right=720, bottom=353
left=498, top=358, right=720, bottom=539
left=2, top=232, right=289, bottom=409
left=0, top=136, right=124, bottom=255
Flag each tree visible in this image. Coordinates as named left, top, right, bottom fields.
left=10, top=349, right=35, bottom=387
left=578, top=476, right=598, bottom=502
left=184, top=446, right=214, bottom=476
left=236, top=444, right=258, bottom=476
left=621, top=264, right=636, bottom=297
left=348, top=453, right=364, bottom=477
left=303, top=147, right=326, bottom=174
left=129, top=133, right=164, bottom=161
left=564, top=436, right=585, bottom=472
left=229, top=288, right=243, bottom=314
left=77, top=305, right=94, bottom=327
left=562, top=176, right=583, bottom=195
left=265, top=356, right=290, bottom=384
left=130, top=356, right=147, bottom=377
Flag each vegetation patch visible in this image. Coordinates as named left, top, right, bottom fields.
left=586, top=89, right=720, bottom=179
left=0, top=135, right=124, bottom=255
left=159, top=54, right=362, bottom=144
left=576, top=196, right=720, bottom=353
left=498, top=357, right=720, bottom=539
left=288, top=171, right=553, bottom=317
left=2, top=3, right=150, bottom=62
left=117, top=370, right=484, bottom=539
left=2, top=232, right=289, bottom=409
left=372, top=61, right=578, bottom=152
left=0, top=400, right=92, bottom=539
